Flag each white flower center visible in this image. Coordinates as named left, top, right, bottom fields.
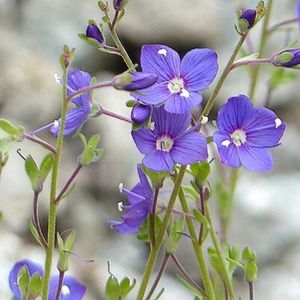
left=61, top=285, right=71, bottom=296
left=231, top=129, right=247, bottom=147
left=156, top=136, right=174, bottom=152
left=167, top=78, right=190, bottom=98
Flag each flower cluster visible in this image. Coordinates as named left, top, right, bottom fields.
left=9, top=259, right=86, bottom=300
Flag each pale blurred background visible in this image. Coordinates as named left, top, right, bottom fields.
left=0, top=0, right=300, bottom=299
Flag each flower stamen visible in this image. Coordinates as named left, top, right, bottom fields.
left=231, top=129, right=247, bottom=147
left=156, top=136, right=174, bottom=152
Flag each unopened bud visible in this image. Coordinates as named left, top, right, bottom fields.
left=86, top=23, right=104, bottom=45
left=271, top=48, right=300, bottom=68
left=112, top=71, right=157, bottom=91
left=113, top=0, right=129, bottom=11
left=131, top=104, right=151, bottom=125
left=238, top=9, right=257, bottom=32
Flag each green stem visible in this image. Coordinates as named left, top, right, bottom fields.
left=149, top=188, right=159, bottom=247
left=41, top=64, right=69, bottom=300
left=201, top=34, right=247, bottom=118
left=178, top=187, right=215, bottom=300
left=136, top=166, right=187, bottom=300
left=249, top=0, right=274, bottom=100
left=205, top=203, right=235, bottom=300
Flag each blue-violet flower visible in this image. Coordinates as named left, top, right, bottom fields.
left=134, top=44, right=218, bottom=114
left=131, top=103, right=151, bottom=124
left=86, top=23, right=104, bottom=45
left=110, top=164, right=153, bottom=233
left=132, top=107, right=208, bottom=172
left=271, top=48, right=300, bottom=68
left=9, top=259, right=87, bottom=300
left=239, top=9, right=257, bottom=30
left=213, top=95, right=286, bottom=172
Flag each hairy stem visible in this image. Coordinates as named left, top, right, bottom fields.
left=136, top=166, right=186, bottom=300
left=98, top=107, right=132, bottom=124
left=24, top=133, right=56, bottom=154
left=249, top=0, right=274, bottom=99
left=41, top=63, right=69, bottom=300
left=178, top=187, right=215, bottom=300
left=205, top=203, right=235, bottom=300
left=231, top=57, right=271, bottom=70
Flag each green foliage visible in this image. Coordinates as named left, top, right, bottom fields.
left=270, top=68, right=297, bottom=89
left=25, top=154, right=53, bottom=192
left=27, top=273, right=43, bottom=299
left=153, top=288, right=165, bottom=299
left=79, top=133, right=104, bottom=166
left=57, top=230, right=76, bottom=272
left=242, top=247, right=258, bottom=282
left=105, top=272, right=136, bottom=300
left=18, top=266, right=30, bottom=299
left=177, top=275, right=204, bottom=299
left=137, top=215, right=162, bottom=243
left=142, top=165, right=168, bottom=189
left=165, top=217, right=185, bottom=254
left=28, top=219, right=44, bottom=247
left=190, top=161, right=211, bottom=187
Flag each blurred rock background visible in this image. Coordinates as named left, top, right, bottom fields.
left=0, top=0, right=299, bottom=299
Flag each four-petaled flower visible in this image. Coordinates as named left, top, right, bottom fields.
left=134, top=44, right=218, bottom=114
left=110, top=164, right=153, bottom=233
left=213, top=95, right=286, bottom=172
left=9, top=259, right=87, bottom=300
left=132, top=107, right=208, bottom=172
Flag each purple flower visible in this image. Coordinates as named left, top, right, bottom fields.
left=33, top=69, right=92, bottom=136
left=49, top=275, right=87, bottom=300
left=213, top=95, right=286, bottom=172
left=239, top=9, right=256, bottom=30
left=113, top=0, right=128, bottom=10
left=9, top=259, right=87, bottom=300
left=86, top=23, right=104, bottom=45
left=131, top=103, right=151, bottom=124
left=9, top=259, right=44, bottom=299
left=132, top=107, right=208, bottom=172
left=134, top=44, right=218, bottom=114
left=271, top=48, right=300, bottom=68
left=113, top=71, right=157, bottom=91
left=110, top=164, right=153, bottom=233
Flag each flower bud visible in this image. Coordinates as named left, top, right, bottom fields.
left=131, top=103, right=151, bottom=124
left=86, top=23, right=104, bottom=45
left=238, top=9, right=257, bottom=32
left=271, top=49, right=300, bottom=68
left=112, top=71, right=157, bottom=91
left=113, top=0, right=129, bottom=11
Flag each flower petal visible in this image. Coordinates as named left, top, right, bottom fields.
left=151, top=106, right=191, bottom=137
left=9, top=259, right=44, bottom=300
left=143, top=150, right=174, bottom=172
left=213, top=131, right=241, bottom=168
left=216, top=95, right=254, bottom=132
left=49, top=275, right=87, bottom=300
left=135, top=164, right=153, bottom=199
left=133, top=82, right=171, bottom=105
left=180, top=48, right=218, bottom=91
left=243, top=107, right=286, bottom=147
left=164, top=91, right=203, bottom=114
left=141, top=44, right=180, bottom=81
left=132, top=128, right=156, bottom=154
left=109, top=220, right=140, bottom=233
left=238, top=145, right=273, bottom=172
left=171, top=131, right=208, bottom=165
left=122, top=201, right=150, bottom=226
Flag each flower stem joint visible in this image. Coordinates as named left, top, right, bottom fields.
left=271, top=48, right=300, bottom=68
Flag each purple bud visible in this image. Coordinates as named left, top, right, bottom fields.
left=271, top=49, right=300, bottom=68
left=113, top=72, right=157, bottom=91
left=113, top=0, right=129, bottom=11
left=131, top=104, right=151, bottom=124
left=86, top=24, right=104, bottom=45
left=239, top=9, right=257, bottom=30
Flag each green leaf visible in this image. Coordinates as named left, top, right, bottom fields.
left=153, top=288, right=165, bottom=300
left=0, top=136, right=15, bottom=153
left=102, top=15, right=110, bottom=24
left=166, top=217, right=185, bottom=254
left=105, top=275, right=120, bottom=300
left=119, top=277, right=136, bottom=298
left=193, top=209, right=208, bottom=226
left=87, top=134, right=101, bottom=148
left=142, top=165, right=168, bottom=188
left=242, top=247, right=256, bottom=262
left=39, top=154, right=53, bottom=182
left=270, top=68, right=297, bottom=89
left=65, top=230, right=76, bottom=252
left=182, top=185, right=199, bottom=201
left=190, top=161, right=211, bottom=187
left=0, top=119, right=23, bottom=137
left=18, top=266, right=30, bottom=299
left=79, top=134, right=104, bottom=165
left=25, top=155, right=41, bottom=192
left=28, top=273, right=43, bottom=298
left=208, top=247, right=222, bottom=275
left=137, top=215, right=162, bottom=243
left=176, top=275, right=204, bottom=298
left=28, top=219, right=43, bottom=247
